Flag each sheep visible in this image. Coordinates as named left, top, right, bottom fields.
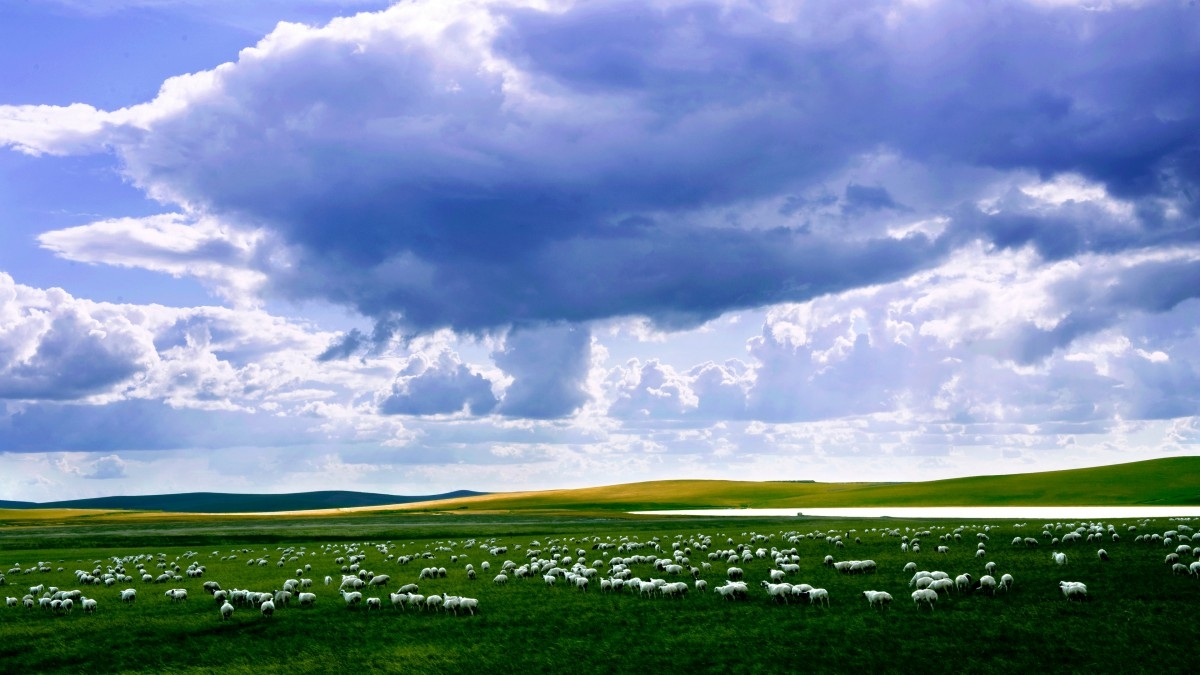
left=761, top=581, right=793, bottom=603
left=203, top=581, right=221, bottom=595
left=324, top=576, right=333, bottom=586
left=1171, top=563, right=1188, bottom=576
left=1059, top=581, right=1087, bottom=601
left=928, top=578, right=954, bottom=595
left=1052, top=552, right=1067, bottom=566
left=341, top=591, right=363, bottom=607
left=984, top=561, right=997, bottom=576
left=458, top=597, right=479, bottom=615
left=806, top=588, right=830, bottom=607
left=368, top=574, right=390, bottom=588
left=768, top=569, right=785, bottom=583
left=999, top=574, right=1014, bottom=592
left=1189, top=561, right=1200, bottom=577
left=694, top=579, right=708, bottom=592
left=726, top=567, right=744, bottom=581
left=714, top=581, right=748, bottom=600
left=493, top=574, right=508, bottom=585
left=398, top=583, right=419, bottom=594
left=120, top=589, right=137, bottom=603
left=862, top=590, right=892, bottom=609
left=274, top=590, right=292, bottom=607
left=574, top=576, right=589, bottom=591
left=912, top=588, right=938, bottom=611
left=298, top=592, right=316, bottom=607
left=425, top=594, right=443, bottom=611
left=1165, top=553, right=1180, bottom=565
left=366, top=597, right=382, bottom=610
left=260, top=599, right=275, bottom=617
left=213, top=590, right=227, bottom=604
left=220, top=602, right=234, bottom=620
left=5, top=597, right=16, bottom=607
left=903, top=562, right=917, bottom=573
left=165, top=588, right=188, bottom=602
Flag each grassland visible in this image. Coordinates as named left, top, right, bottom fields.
left=1, top=509, right=1197, bottom=674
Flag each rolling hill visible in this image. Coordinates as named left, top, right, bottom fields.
left=382, top=456, right=1200, bottom=512
left=0, top=490, right=486, bottom=513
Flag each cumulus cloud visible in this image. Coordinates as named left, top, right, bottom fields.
left=494, top=324, right=592, bottom=419
left=8, top=0, right=1194, bottom=336
left=378, top=350, right=498, bottom=416
left=0, top=273, right=154, bottom=401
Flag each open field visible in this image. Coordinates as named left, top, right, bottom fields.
left=2, top=510, right=1198, bottom=674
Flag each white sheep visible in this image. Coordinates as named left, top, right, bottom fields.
left=1189, top=561, right=1200, bottom=577
left=955, top=573, right=973, bottom=592
left=368, top=574, right=390, bottom=587
left=1052, top=552, right=1067, bottom=566
left=976, top=575, right=997, bottom=594
left=324, top=576, right=333, bottom=586
left=298, top=592, right=316, bottom=606
left=341, top=590, right=362, bottom=607
left=82, top=598, right=97, bottom=613
left=120, top=589, right=137, bottom=603
left=928, top=578, right=954, bottom=595
left=694, top=580, right=708, bottom=592
left=912, top=588, right=938, bottom=610
left=727, top=567, right=744, bottom=581
left=493, top=573, right=508, bottom=585
left=806, top=588, right=830, bottom=607
left=459, top=597, right=479, bottom=615
left=984, top=561, right=997, bottom=576
left=425, top=594, right=443, bottom=611
left=714, top=581, right=748, bottom=600
left=366, top=597, right=382, bottom=610
left=862, top=590, right=892, bottom=609
left=220, top=602, right=234, bottom=620
left=1097, top=549, right=1110, bottom=562
left=769, top=569, right=785, bottom=583
left=999, top=574, right=1014, bottom=592
left=260, top=599, right=275, bottom=617
left=165, top=588, right=188, bottom=602
left=761, top=581, right=793, bottom=603
left=903, top=562, right=917, bottom=573
left=1059, top=581, right=1087, bottom=601
left=5, top=597, right=16, bottom=607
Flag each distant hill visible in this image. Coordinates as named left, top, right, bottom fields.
left=386, top=456, right=1200, bottom=512
left=0, top=490, right=486, bottom=513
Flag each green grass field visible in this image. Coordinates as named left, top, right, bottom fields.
left=1, top=509, right=1197, bottom=674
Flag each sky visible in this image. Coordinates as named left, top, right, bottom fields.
left=0, top=0, right=1198, bottom=501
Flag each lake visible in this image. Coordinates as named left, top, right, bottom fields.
left=630, top=506, right=1200, bottom=519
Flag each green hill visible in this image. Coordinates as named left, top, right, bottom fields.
left=394, top=457, right=1200, bottom=512
left=0, top=490, right=486, bottom=513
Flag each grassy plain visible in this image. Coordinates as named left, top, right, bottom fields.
left=1, top=510, right=1197, bottom=674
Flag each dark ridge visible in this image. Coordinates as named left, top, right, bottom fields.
left=0, top=490, right=487, bottom=513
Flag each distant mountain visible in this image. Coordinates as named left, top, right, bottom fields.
left=0, top=490, right=487, bottom=513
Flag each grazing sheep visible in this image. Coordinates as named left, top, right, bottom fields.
left=1052, top=552, right=1067, bottom=566
left=165, top=589, right=188, bottom=602
left=203, top=581, right=221, bottom=595
left=984, top=561, right=997, bottom=576
left=903, top=562, right=917, bottom=573
left=714, top=581, right=748, bottom=600
left=493, top=574, right=508, bottom=585
left=368, top=575, right=390, bottom=588
left=458, top=597, right=479, bottom=615
left=1059, top=581, right=1087, bottom=601
left=912, top=588, right=938, bottom=611
left=220, top=602, right=234, bottom=620
left=324, top=576, right=333, bottom=586
left=1097, top=549, right=1110, bottom=562
left=1171, top=563, right=1188, bottom=576
left=999, top=574, right=1014, bottom=592
left=260, top=600, right=275, bottom=617
left=761, top=581, right=793, bottom=603
left=769, top=569, right=785, bottom=583
left=726, top=567, right=744, bottom=581
left=976, top=575, right=997, bottom=594
left=955, top=574, right=973, bottom=592
left=341, top=591, right=363, bottom=607
left=5, top=597, right=16, bottom=607
left=366, top=597, right=382, bottom=610
left=1165, top=553, right=1180, bottom=565
left=298, top=592, right=316, bottom=607
left=694, top=580, right=708, bottom=592
left=274, top=590, right=292, bottom=607
left=806, top=588, right=830, bottom=607
left=574, top=576, right=589, bottom=591
left=928, top=578, right=954, bottom=595
left=120, top=589, right=137, bottom=603
left=425, top=594, right=443, bottom=611
left=1189, top=561, right=1200, bottom=577
left=862, top=590, right=892, bottom=609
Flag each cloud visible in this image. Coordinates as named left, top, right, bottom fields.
left=0, top=273, right=154, bottom=401
left=378, top=350, right=498, bottom=416
left=8, top=0, right=1194, bottom=336
left=493, top=324, right=592, bottom=419
left=84, top=454, right=128, bottom=479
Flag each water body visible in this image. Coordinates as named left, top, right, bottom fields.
left=631, top=506, right=1200, bottom=519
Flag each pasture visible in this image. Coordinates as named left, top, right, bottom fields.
left=1, top=511, right=1198, bottom=673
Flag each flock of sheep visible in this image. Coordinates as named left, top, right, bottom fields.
left=2, top=517, right=1197, bottom=622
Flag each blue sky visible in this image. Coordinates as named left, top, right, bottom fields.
left=0, top=0, right=1197, bottom=500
